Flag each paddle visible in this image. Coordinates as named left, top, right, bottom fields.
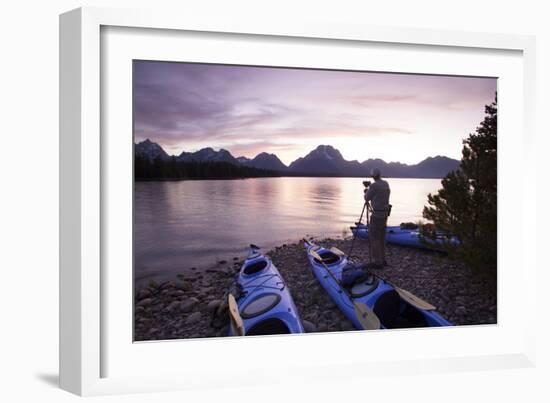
left=228, top=293, right=245, bottom=336
left=388, top=286, right=436, bottom=311
left=329, top=246, right=436, bottom=311
left=329, top=246, right=347, bottom=256
left=309, top=249, right=380, bottom=330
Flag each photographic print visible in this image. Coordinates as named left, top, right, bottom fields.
left=133, top=61, right=497, bottom=340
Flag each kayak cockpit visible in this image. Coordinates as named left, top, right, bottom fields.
left=312, top=250, right=342, bottom=265
left=243, top=259, right=268, bottom=275
left=246, top=318, right=291, bottom=335
left=373, top=290, right=428, bottom=329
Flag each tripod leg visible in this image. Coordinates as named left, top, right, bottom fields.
left=366, top=205, right=372, bottom=264
left=384, top=223, right=391, bottom=266
left=354, top=202, right=366, bottom=226
left=348, top=202, right=367, bottom=257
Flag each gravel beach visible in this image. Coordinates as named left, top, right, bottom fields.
left=134, top=237, right=497, bottom=341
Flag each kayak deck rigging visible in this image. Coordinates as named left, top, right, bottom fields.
left=238, top=272, right=286, bottom=302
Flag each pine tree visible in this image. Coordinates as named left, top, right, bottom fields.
left=422, top=96, right=497, bottom=272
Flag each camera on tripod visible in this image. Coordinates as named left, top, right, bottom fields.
left=362, top=180, right=371, bottom=190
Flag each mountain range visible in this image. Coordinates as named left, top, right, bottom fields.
left=135, top=139, right=460, bottom=178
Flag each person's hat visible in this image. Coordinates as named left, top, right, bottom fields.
left=371, top=168, right=381, bottom=177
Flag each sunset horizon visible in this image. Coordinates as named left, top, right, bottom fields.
left=134, top=60, right=496, bottom=166
left=135, top=137, right=459, bottom=167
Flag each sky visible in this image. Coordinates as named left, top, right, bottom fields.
left=133, top=61, right=497, bottom=165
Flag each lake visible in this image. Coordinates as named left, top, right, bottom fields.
left=134, top=177, right=443, bottom=284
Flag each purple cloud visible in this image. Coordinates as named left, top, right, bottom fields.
left=133, top=61, right=496, bottom=165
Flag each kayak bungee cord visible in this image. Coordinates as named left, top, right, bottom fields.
left=238, top=273, right=285, bottom=304
left=237, top=245, right=286, bottom=301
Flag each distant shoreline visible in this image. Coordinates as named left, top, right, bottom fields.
left=135, top=141, right=460, bottom=181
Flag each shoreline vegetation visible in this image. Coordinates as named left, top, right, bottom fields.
left=134, top=236, right=497, bottom=341
left=134, top=158, right=450, bottom=181
left=135, top=157, right=281, bottom=181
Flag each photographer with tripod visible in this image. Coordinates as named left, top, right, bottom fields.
left=363, top=168, right=391, bottom=269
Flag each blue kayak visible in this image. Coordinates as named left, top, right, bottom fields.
left=229, top=245, right=304, bottom=336
left=350, top=224, right=459, bottom=250
left=304, top=240, right=452, bottom=330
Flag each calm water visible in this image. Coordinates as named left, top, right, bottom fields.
left=134, top=177, right=442, bottom=284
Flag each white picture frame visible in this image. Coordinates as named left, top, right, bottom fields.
left=59, top=6, right=537, bottom=396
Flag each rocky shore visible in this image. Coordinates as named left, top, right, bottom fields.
left=134, top=237, right=497, bottom=341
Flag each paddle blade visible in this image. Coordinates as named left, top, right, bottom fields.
left=353, top=301, right=380, bottom=330
left=228, top=294, right=245, bottom=336
left=329, top=247, right=346, bottom=257
left=396, top=287, right=436, bottom=311
left=309, top=250, right=322, bottom=261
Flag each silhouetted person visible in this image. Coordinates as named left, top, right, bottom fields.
left=364, top=168, right=391, bottom=268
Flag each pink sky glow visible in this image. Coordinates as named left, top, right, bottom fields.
left=134, top=61, right=497, bottom=165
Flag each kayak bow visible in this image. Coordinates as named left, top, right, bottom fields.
left=228, top=245, right=304, bottom=336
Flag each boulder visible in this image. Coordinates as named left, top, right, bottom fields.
left=302, top=320, right=317, bottom=333
left=136, top=288, right=152, bottom=300
left=317, top=323, right=328, bottom=332
left=455, top=306, right=467, bottom=316
left=136, top=298, right=153, bottom=307
left=176, top=281, right=193, bottom=291
left=148, top=280, right=159, bottom=290
left=180, top=297, right=199, bottom=313
left=185, top=312, right=202, bottom=324
left=207, top=299, right=222, bottom=313
left=340, top=321, right=355, bottom=331
left=165, top=301, right=180, bottom=313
